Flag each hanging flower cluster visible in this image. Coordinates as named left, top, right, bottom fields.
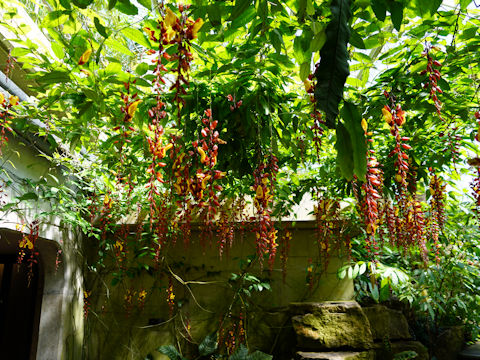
left=17, top=221, right=40, bottom=285
left=314, top=198, right=339, bottom=269
left=219, top=312, right=246, bottom=356
left=100, top=192, right=114, bottom=241
left=305, top=70, right=325, bottom=159
left=470, top=111, right=480, bottom=226
left=217, top=198, right=247, bottom=257
left=472, top=167, right=480, bottom=226
left=115, top=82, right=141, bottom=150
left=138, top=289, right=147, bottom=310
left=421, top=46, right=443, bottom=118
left=227, top=94, right=242, bottom=111
left=3, top=51, right=15, bottom=80
left=166, top=276, right=175, bottom=317
left=83, top=290, right=91, bottom=318
left=429, top=170, right=446, bottom=230
left=383, top=101, right=410, bottom=190
left=360, top=118, right=382, bottom=259
left=124, top=288, right=135, bottom=316
left=143, top=6, right=207, bottom=253
left=0, top=92, right=17, bottom=154
left=252, top=155, right=279, bottom=270
left=157, top=6, right=203, bottom=126
left=195, top=109, right=226, bottom=221
left=447, top=124, right=461, bottom=168
left=279, top=228, right=292, bottom=283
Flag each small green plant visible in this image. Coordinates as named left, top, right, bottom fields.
left=393, top=351, right=417, bottom=360
left=156, top=335, right=272, bottom=360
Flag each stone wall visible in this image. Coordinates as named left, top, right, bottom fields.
left=84, top=224, right=354, bottom=360
left=0, top=135, right=84, bottom=360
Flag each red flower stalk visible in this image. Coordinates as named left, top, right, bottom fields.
left=420, top=45, right=444, bottom=119
left=17, top=220, right=40, bottom=286
left=409, top=198, right=428, bottom=264
left=217, top=207, right=236, bottom=258
left=0, top=92, right=16, bottom=155
left=252, top=154, right=279, bottom=270
left=226, top=93, right=243, bottom=111
left=166, top=276, right=175, bottom=317
left=429, top=170, right=446, bottom=230
left=383, top=94, right=411, bottom=229
left=84, top=290, right=91, bottom=318
left=315, top=198, right=339, bottom=271
left=124, top=288, right=134, bottom=317
left=360, top=118, right=382, bottom=259
left=157, top=6, right=203, bottom=127
left=305, top=69, right=325, bottom=160
left=280, top=228, right=292, bottom=283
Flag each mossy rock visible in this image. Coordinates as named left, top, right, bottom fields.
left=290, top=301, right=373, bottom=351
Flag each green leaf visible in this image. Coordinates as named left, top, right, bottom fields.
left=347, top=266, right=353, bottom=279
left=94, top=17, right=109, bottom=38
left=349, top=28, right=365, bottom=49
left=429, top=0, right=442, bottom=15
left=299, top=62, right=310, bottom=81
left=10, top=47, right=30, bottom=57
left=115, top=0, right=138, bottom=15
left=157, top=345, right=186, bottom=360
left=269, top=28, right=284, bottom=53
left=51, top=42, right=65, bottom=59
left=17, top=192, right=39, bottom=201
left=198, top=333, right=217, bottom=356
left=352, top=263, right=360, bottom=278
left=121, top=28, right=150, bottom=48
left=389, top=1, right=404, bottom=31
left=297, top=0, right=307, bottom=21
left=310, top=30, right=327, bottom=52
left=371, top=0, right=386, bottom=21
left=293, top=31, right=312, bottom=64
left=340, top=101, right=367, bottom=180
left=105, top=37, right=134, bottom=56
left=230, top=344, right=249, bottom=360
left=306, top=0, right=315, bottom=15
left=460, top=0, right=471, bottom=11
left=41, top=10, right=70, bottom=28
left=137, top=0, right=151, bottom=9
left=250, top=351, right=273, bottom=360
left=37, top=70, right=71, bottom=84
left=1, top=203, right=16, bottom=212
left=135, top=62, right=149, bottom=76
left=59, top=0, right=72, bottom=9
left=108, top=0, right=117, bottom=9
left=369, top=283, right=380, bottom=302
left=338, top=265, right=348, bottom=279
left=208, top=4, right=222, bottom=26
left=71, top=0, right=93, bottom=9
left=257, top=0, right=268, bottom=24
left=314, top=0, right=351, bottom=128
left=230, top=0, right=252, bottom=21
left=335, top=122, right=354, bottom=181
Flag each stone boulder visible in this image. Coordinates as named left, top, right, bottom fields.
left=290, top=301, right=374, bottom=351
left=362, top=305, right=411, bottom=341
left=373, top=340, right=428, bottom=360
left=433, top=326, right=464, bottom=360
left=295, top=351, right=374, bottom=360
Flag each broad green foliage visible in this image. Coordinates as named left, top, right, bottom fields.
left=1, top=0, right=480, bottom=354
left=314, top=0, right=351, bottom=128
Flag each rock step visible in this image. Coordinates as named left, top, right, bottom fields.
left=295, top=351, right=374, bottom=360
left=291, top=301, right=374, bottom=351
left=459, top=342, right=480, bottom=359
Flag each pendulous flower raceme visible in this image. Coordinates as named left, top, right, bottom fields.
left=360, top=118, right=382, bottom=258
